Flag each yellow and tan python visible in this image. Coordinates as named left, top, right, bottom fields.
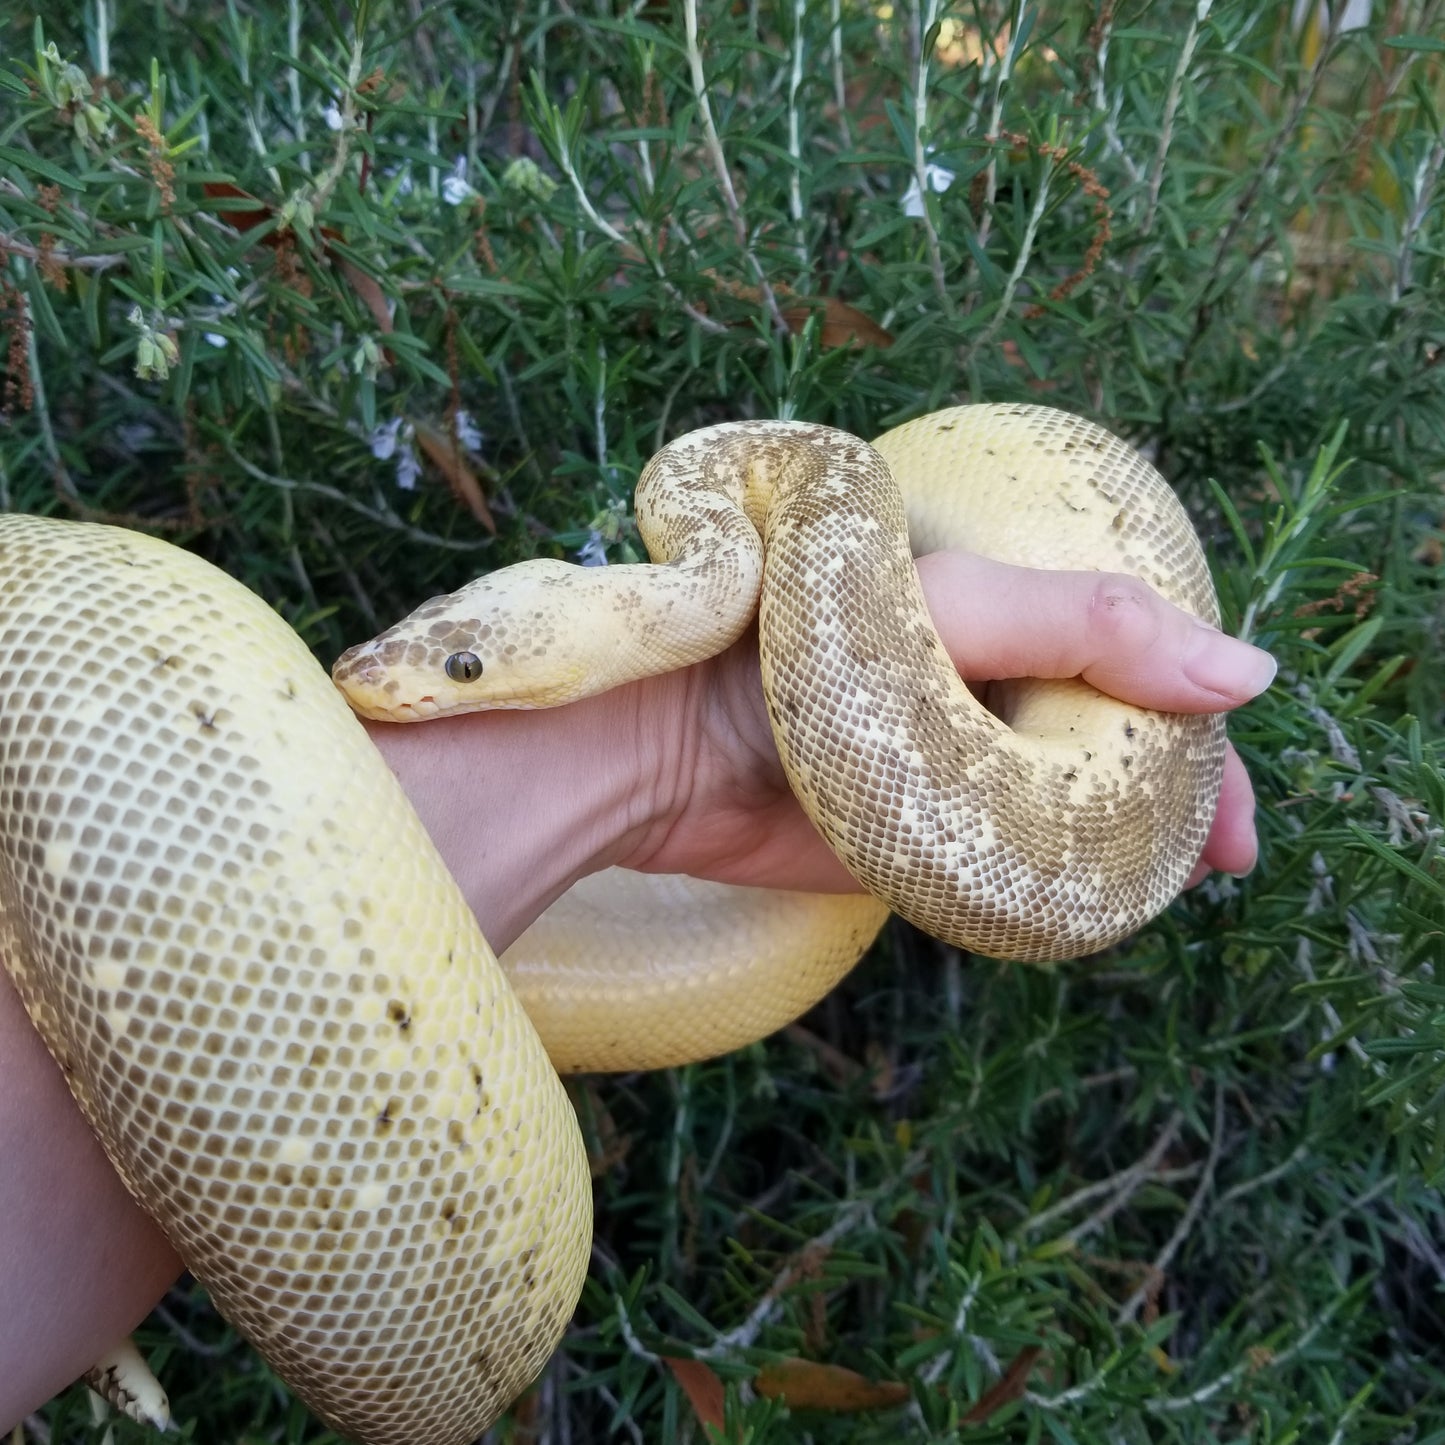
left=1, top=404, right=1223, bottom=1444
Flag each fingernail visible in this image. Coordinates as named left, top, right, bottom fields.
left=1183, top=627, right=1277, bottom=700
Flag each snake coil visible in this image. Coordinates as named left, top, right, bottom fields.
left=4, top=404, right=1223, bottom=1443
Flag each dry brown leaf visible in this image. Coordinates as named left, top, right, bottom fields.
left=704, top=270, right=892, bottom=351
left=960, top=1346, right=1042, bottom=1425
left=779, top=296, right=895, bottom=351
left=663, top=1356, right=727, bottom=1434
left=754, top=1359, right=909, bottom=1412
left=200, top=180, right=276, bottom=235
left=200, top=181, right=343, bottom=246
left=338, top=259, right=394, bottom=336
left=413, top=419, right=497, bottom=533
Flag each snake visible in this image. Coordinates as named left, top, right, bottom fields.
left=1, top=403, right=1223, bottom=1444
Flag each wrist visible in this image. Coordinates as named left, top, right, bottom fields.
left=363, top=678, right=674, bottom=953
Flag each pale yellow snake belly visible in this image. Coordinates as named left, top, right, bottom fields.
left=2, top=403, right=1224, bottom=1443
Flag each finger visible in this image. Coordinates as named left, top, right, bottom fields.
left=1185, top=744, right=1258, bottom=886
left=915, top=552, right=1277, bottom=714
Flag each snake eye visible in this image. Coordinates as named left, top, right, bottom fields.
left=444, top=651, right=484, bottom=683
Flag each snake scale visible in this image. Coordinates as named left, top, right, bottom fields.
left=1, top=404, right=1224, bottom=1443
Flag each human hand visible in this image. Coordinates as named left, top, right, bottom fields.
left=612, top=552, right=1272, bottom=898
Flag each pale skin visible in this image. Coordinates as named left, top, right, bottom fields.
left=0, top=553, right=1271, bottom=1427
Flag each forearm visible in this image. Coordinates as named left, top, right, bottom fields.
left=0, top=972, right=182, bottom=1426
left=0, top=683, right=660, bottom=1429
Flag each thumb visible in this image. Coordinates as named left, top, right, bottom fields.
left=915, top=551, right=1276, bottom=715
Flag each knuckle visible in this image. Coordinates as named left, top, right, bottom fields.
left=1085, top=572, right=1162, bottom=648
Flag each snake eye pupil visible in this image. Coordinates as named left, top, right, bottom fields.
left=444, top=651, right=484, bottom=683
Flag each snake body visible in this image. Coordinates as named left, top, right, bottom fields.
left=0, top=516, right=588, bottom=1444
left=4, top=404, right=1223, bottom=1442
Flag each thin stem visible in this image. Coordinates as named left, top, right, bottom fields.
left=681, top=0, right=788, bottom=333
left=551, top=127, right=727, bottom=337
left=973, top=0, right=1028, bottom=258
left=787, top=0, right=808, bottom=269
left=309, top=37, right=365, bottom=214
left=217, top=440, right=495, bottom=551
left=959, top=149, right=1053, bottom=367
left=1145, top=1291, right=1350, bottom=1413
left=909, top=0, right=951, bottom=314
left=1115, top=1086, right=1226, bottom=1326
left=288, top=0, right=310, bottom=173
left=1140, top=0, right=1211, bottom=238
left=90, top=0, right=112, bottom=77
left=23, top=290, right=82, bottom=508
left=1394, top=121, right=1445, bottom=302
left=829, top=0, right=851, bottom=156
left=1089, top=11, right=1142, bottom=185
left=1025, top=1111, right=1186, bottom=1237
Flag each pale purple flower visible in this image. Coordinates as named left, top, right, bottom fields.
left=576, top=531, right=609, bottom=567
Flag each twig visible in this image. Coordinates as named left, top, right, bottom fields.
left=1213, top=1142, right=1310, bottom=1210
left=614, top=1294, right=662, bottom=1365
left=478, top=10, right=522, bottom=139
left=217, top=439, right=496, bottom=551
left=971, top=0, right=1028, bottom=259
left=560, top=1357, right=645, bottom=1445
left=697, top=1186, right=889, bottom=1359
left=153, top=1302, right=228, bottom=1358
left=1306, top=699, right=1432, bottom=843
left=0, top=233, right=127, bottom=273
left=787, top=0, right=808, bottom=268
left=1140, top=0, right=1211, bottom=237
left=90, top=0, right=112, bottom=76
left=1144, top=1290, right=1349, bottom=1413
left=1394, top=122, right=1445, bottom=302
left=1088, top=10, right=1142, bottom=186
left=1024, top=1111, right=1186, bottom=1238
left=309, top=517, right=379, bottom=631
left=917, top=1273, right=982, bottom=1388
left=661, top=1063, right=690, bottom=1278
left=551, top=127, right=727, bottom=337
left=1174, top=1, right=1346, bottom=388
left=959, top=141, right=1054, bottom=368
left=909, top=0, right=951, bottom=314
left=308, top=36, right=365, bottom=215
left=287, top=0, right=309, bottom=173
left=1029, top=1065, right=1139, bottom=1114
left=681, top=0, right=789, bottom=334
left=21, top=288, right=83, bottom=508
left=1115, top=1086, right=1226, bottom=1326
left=829, top=0, right=852, bottom=158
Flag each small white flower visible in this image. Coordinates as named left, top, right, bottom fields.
left=442, top=157, right=475, bottom=206
left=902, top=158, right=956, bottom=218
left=204, top=332, right=227, bottom=348
left=453, top=409, right=483, bottom=453
left=371, top=418, right=422, bottom=487
left=370, top=416, right=406, bottom=461
left=323, top=102, right=344, bottom=132
left=395, top=446, right=422, bottom=490
left=576, top=530, right=609, bottom=567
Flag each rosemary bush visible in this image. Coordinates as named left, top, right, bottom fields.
left=3, top=1, right=1443, bottom=1440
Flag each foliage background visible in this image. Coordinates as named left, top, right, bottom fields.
left=3, top=0, right=1443, bottom=1440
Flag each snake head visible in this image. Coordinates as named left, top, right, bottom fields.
left=332, top=559, right=596, bottom=721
